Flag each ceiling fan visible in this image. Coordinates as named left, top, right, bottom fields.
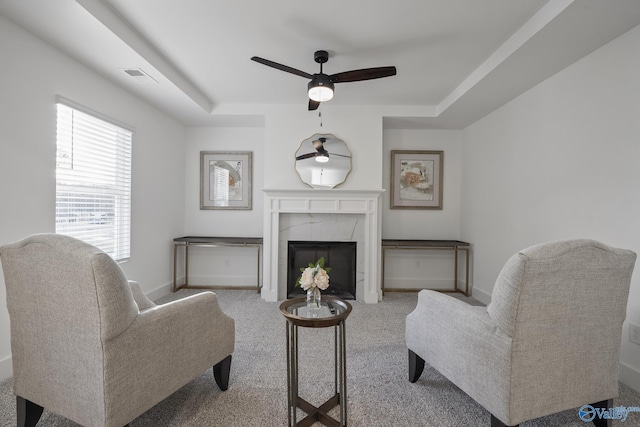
left=296, top=137, right=351, bottom=163
left=251, top=50, right=396, bottom=110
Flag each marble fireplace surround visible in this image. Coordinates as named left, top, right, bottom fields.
left=262, top=189, right=384, bottom=303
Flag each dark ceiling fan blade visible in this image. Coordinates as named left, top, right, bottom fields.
left=251, top=57, right=313, bottom=79
left=296, top=152, right=317, bottom=161
left=327, top=152, right=351, bottom=158
left=308, top=99, right=320, bottom=111
left=330, top=66, right=397, bottom=83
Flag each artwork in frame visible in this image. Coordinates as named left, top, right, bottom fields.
left=390, top=150, right=443, bottom=210
left=200, top=151, right=252, bottom=210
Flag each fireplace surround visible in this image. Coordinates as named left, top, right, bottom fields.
left=262, top=189, right=384, bottom=303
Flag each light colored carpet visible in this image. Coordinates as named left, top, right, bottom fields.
left=0, top=289, right=639, bottom=426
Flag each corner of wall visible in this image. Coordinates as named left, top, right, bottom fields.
left=0, top=355, right=12, bottom=382
left=471, top=286, right=491, bottom=305
left=145, top=281, right=173, bottom=302
left=620, top=362, right=640, bottom=394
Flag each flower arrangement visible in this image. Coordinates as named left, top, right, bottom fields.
left=296, top=257, right=331, bottom=291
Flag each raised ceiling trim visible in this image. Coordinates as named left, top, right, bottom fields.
left=75, top=0, right=213, bottom=113
left=438, top=0, right=574, bottom=116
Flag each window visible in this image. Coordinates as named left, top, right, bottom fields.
left=55, top=97, right=133, bottom=261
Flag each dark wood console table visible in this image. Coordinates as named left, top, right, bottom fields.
left=173, top=236, right=263, bottom=293
left=381, top=240, right=470, bottom=296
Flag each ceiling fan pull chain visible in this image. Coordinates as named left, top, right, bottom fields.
left=319, top=108, right=323, bottom=127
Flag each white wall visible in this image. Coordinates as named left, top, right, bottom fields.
left=382, top=129, right=464, bottom=289
left=181, top=126, right=265, bottom=287
left=181, top=107, right=464, bottom=293
left=461, top=24, right=640, bottom=390
left=263, top=105, right=385, bottom=190
left=180, top=105, right=387, bottom=288
left=0, top=15, right=186, bottom=379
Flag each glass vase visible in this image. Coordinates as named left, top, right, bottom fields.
left=306, top=287, right=321, bottom=310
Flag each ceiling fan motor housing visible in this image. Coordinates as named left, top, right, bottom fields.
left=314, top=50, right=329, bottom=64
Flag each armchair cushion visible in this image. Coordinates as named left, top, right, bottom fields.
left=128, top=280, right=156, bottom=311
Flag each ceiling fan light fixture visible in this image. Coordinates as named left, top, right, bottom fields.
left=308, top=77, right=334, bottom=102
left=315, top=153, right=329, bottom=163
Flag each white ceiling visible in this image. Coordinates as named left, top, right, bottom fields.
left=2, top=0, right=640, bottom=128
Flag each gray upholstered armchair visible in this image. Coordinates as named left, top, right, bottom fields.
left=0, top=234, right=235, bottom=427
left=406, top=239, right=636, bottom=427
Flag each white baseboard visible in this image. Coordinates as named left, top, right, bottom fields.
left=144, top=277, right=258, bottom=303
left=619, top=362, right=640, bottom=394
left=0, top=355, right=12, bottom=381
left=146, top=281, right=173, bottom=301
left=184, top=275, right=259, bottom=288
left=384, top=278, right=458, bottom=290
left=471, top=287, right=491, bottom=305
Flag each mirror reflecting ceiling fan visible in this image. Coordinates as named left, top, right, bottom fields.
left=295, top=137, right=351, bottom=163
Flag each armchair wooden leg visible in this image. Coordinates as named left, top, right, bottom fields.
left=408, top=349, right=425, bottom=383
left=16, top=396, right=43, bottom=427
left=591, top=399, right=613, bottom=427
left=213, top=354, right=232, bottom=391
left=490, top=414, right=517, bottom=427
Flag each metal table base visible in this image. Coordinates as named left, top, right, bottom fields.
left=281, top=297, right=352, bottom=427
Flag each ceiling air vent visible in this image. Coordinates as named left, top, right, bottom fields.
left=121, top=68, right=158, bottom=84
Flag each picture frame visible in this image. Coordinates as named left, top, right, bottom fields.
left=200, top=151, right=252, bottom=210
left=390, top=150, right=443, bottom=210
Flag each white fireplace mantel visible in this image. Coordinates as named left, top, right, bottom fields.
left=262, top=189, right=384, bottom=303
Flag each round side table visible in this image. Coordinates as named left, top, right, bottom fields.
left=280, top=296, right=352, bottom=427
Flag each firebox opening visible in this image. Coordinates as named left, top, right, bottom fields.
left=287, top=241, right=357, bottom=299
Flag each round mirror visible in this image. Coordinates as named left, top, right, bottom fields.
left=295, top=133, right=351, bottom=189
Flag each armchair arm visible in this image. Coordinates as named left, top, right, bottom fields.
left=406, top=290, right=512, bottom=422
left=128, top=280, right=156, bottom=311
left=102, top=291, right=235, bottom=426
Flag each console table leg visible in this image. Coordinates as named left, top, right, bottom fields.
left=184, top=244, right=189, bottom=287
left=256, top=245, right=261, bottom=293
left=454, top=247, right=459, bottom=293
left=173, top=244, right=178, bottom=292
left=381, top=248, right=387, bottom=296
left=464, top=248, right=470, bottom=296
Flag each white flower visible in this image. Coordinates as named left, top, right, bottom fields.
left=314, top=268, right=330, bottom=290
left=299, top=267, right=315, bottom=290
left=296, top=257, right=331, bottom=291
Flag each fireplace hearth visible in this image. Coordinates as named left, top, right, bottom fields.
left=287, top=241, right=357, bottom=299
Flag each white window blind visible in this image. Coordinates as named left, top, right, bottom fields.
left=55, top=99, right=132, bottom=261
left=212, top=165, right=229, bottom=206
